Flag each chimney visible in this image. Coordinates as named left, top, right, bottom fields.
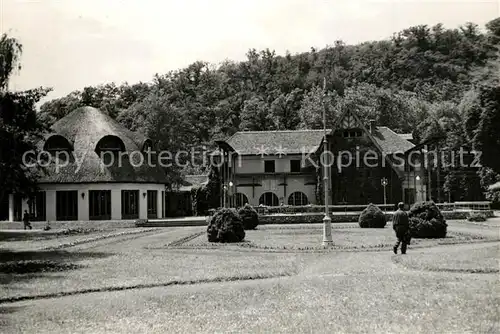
left=369, top=119, right=375, bottom=134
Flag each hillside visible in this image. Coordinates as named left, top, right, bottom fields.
left=38, top=18, right=500, bottom=198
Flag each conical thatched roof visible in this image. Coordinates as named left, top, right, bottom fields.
left=36, top=106, right=167, bottom=184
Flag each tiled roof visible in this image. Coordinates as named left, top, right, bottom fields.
left=397, top=133, right=413, bottom=141
left=226, top=129, right=330, bottom=155
left=36, top=106, right=168, bottom=184
left=372, top=127, right=415, bottom=155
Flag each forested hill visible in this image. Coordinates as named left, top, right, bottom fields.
left=38, top=18, right=500, bottom=192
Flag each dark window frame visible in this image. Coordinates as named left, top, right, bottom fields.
left=89, top=190, right=111, bottom=220
left=147, top=190, right=158, bottom=219
left=121, top=190, right=139, bottom=220
left=290, top=160, right=301, bottom=173
left=264, top=160, right=275, bottom=173
left=56, top=191, right=78, bottom=221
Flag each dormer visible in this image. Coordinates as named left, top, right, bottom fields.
left=95, top=135, right=126, bottom=165
left=44, top=135, right=73, bottom=154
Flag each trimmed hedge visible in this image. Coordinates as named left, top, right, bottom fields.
left=207, top=208, right=245, bottom=243
left=467, top=212, right=488, bottom=222
left=358, top=203, right=387, bottom=228
left=238, top=204, right=259, bottom=230
left=255, top=204, right=395, bottom=215
left=408, top=201, right=447, bottom=238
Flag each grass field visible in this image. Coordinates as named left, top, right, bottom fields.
left=0, top=220, right=499, bottom=333
left=180, top=224, right=493, bottom=251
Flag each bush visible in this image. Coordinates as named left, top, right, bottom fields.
left=467, top=212, right=487, bottom=222
left=238, top=204, right=259, bottom=230
left=358, top=203, right=386, bottom=228
left=207, top=208, right=245, bottom=243
left=408, top=201, right=447, bottom=238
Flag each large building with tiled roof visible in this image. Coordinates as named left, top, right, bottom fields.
left=215, top=109, right=427, bottom=207
left=6, top=106, right=167, bottom=222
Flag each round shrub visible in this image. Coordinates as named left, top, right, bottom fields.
left=207, top=208, right=245, bottom=243
left=238, top=204, right=259, bottom=230
left=358, top=203, right=386, bottom=228
left=408, top=201, right=447, bottom=238
left=467, top=212, right=487, bottom=222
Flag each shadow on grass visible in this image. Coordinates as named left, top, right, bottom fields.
left=0, top=305, right=26, bottom=314
left=0, top=229, right=98, bottom=242
left=0, top=249, right=113, bottom=276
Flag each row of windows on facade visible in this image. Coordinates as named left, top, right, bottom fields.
left=15, top=190, right=162, bottom=221
left=263, top=160, right=302, bottom=173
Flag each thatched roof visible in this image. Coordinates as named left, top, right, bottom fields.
left=36, top=106, right=167, bottom=184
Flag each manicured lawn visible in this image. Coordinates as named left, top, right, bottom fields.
left=181, top=223, right=494, bottom=251
left=394, top=243, right=500, bottom=273
left=2, top=246, right=498, bottom=334
left=0, top=221, right=498, bottom=333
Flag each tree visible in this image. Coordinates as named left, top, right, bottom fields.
left=0, top=34, right=51, bottom=206
left=239, top=96, right=272, bottom=131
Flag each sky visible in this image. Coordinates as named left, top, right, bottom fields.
left=2, top=0, right=499, bottom=102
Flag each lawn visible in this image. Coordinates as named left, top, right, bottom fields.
left=2, top=247, right=498, bottom=334
left=0, top=220, right=498, bottom=333
left=179, top=223, right=494, bottom=251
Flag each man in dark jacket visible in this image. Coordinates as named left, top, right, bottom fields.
left=23, top=210, right=32, bottom=230
left=393, top=202, right=409, bottom=254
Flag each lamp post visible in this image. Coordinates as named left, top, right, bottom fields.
left=322, top=77, right=333, bottom=247
left=415, top=175, right=423, bottom=201
left=223, top=185, right=227, bottom=208
left=228, top=181, right=233, bottom=207
left=381, top=177, right=388, bottom=211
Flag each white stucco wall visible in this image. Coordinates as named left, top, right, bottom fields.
left=10, top=183, right=165, bottom=222
left=233, top=174, right=316, bottom=206
left=233, top=155, right=305, bottom=174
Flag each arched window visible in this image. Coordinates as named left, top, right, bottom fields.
left=288, top=192, right=309, bottom=206
left=44, top=135, right=73, bottom=152
left=233, top=193, right=249, bottom=208
left=95, top=135, right=125, bottom=165
left=259, top=192, right=279, bottom=207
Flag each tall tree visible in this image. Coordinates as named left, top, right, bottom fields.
left=0, top=34, right=50, bottom=205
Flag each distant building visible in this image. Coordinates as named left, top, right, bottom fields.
left=215, top=109, right=428, bottom=207
left=5, top=106, right=167, bottom=222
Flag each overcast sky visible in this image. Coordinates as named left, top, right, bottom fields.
left=2, top=0, right=498, bottom=101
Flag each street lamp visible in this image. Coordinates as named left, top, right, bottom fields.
left=228, top=182, right=233, bottom=207
left=381, top=177, right=388, bottom=211
left=322, top=77, right=333, bottom=247
left=223, top=185, right=227, bottom=208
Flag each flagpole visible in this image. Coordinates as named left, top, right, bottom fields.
left=322, top=77, right=333, bottom=246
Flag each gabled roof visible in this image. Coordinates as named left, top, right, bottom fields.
left=225, top=129, right=330, bottom=155
left=397, top=133, right=413, bottom=142
left=372, top=127, right=415, bottom=155
left=36, top=106, right=167, bottom=184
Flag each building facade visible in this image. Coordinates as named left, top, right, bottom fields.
left=216, top=109, right=428, bottom=207
left=5, top=106, right=167, bottom=222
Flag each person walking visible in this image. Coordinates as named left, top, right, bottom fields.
left=393, top=202, right=409, bottom=254
left=23, top=210, right=32, bottom=230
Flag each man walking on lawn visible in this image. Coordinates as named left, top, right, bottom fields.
left=393, top=202, right=409, bottom=254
